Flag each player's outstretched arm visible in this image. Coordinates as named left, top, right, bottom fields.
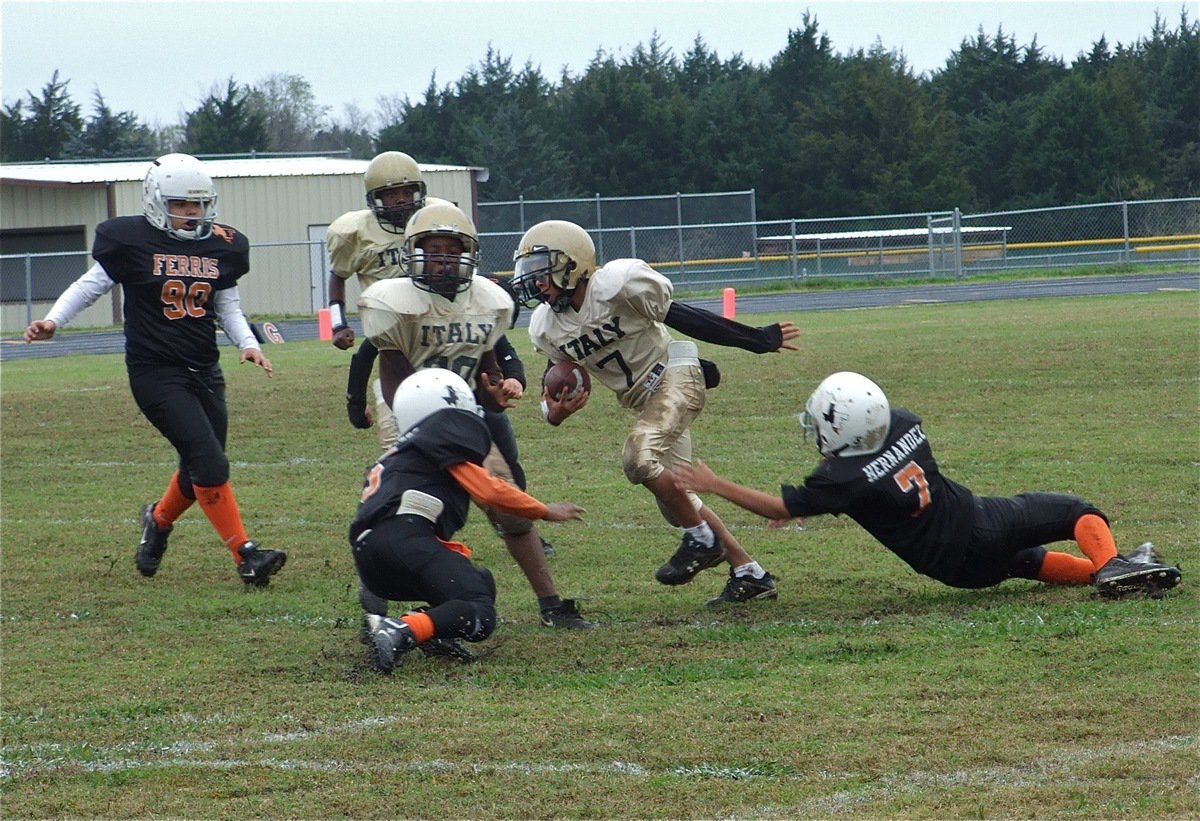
left=674, top=460, right=791, bottom=520
left=543, top=502, right=586, bottom=522
left=24, top=320, right=57, bottom=342
left=239, top=347, right=274, bottom=377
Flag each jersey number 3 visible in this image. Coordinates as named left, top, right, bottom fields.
left=893, top=461, right=931, bottom=516
left=161, top=279, right=211, bottom=320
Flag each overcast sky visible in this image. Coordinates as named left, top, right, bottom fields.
left=2, top=1, right=1184, bottom=127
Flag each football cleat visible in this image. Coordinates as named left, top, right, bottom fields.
left=1125, top=542, right=1162, bottom=564
left=654, top=533, right=726, bottom=586
left=236, top=541, right=287, bottom=587
left=1094, top=555, right=1181, bottom=599
left=706, top=570, right=779, bottom=607
left=371, top=617, right=417, bottom=674
left=541, top=537, right=556, bottom=558
left=136, top=502, right=172, bottom=577
left=539, top=598, right=596, bottom=629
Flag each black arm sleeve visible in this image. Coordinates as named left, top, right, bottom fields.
left=346, top=337, right=379, bottom=403
left=493, top=335, right=527, bottom=389
left=663, top=301, right=784, bottom=353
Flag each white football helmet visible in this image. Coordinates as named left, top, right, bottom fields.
left=511, top=220, right=597, bottom=312
left=799, top=371, right=891, bottom=457
left=142, top=153, right=218, bottom=241
left=390, top=368, right=482, bottom=435
left=364, top=151, right=426, bottom=233
left=403, top=200, right=479, bottom=296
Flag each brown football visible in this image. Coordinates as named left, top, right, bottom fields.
left=543, top=361, right=591, bottom=400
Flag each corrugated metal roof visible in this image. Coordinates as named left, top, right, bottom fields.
left=0, top=157, right=481, bottom=184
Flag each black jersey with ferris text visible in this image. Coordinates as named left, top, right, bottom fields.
left=350, top=409, right=491, bottom=544
left=781, top=408, right=977, bottom=580
left=92, top=216, right=250, bottom=368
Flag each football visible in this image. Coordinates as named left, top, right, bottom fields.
left=543, top=361, right=590, bottom=400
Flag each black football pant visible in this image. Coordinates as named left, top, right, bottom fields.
left=353, top=514, right=498, bottom=642
left=949, top=492, right=1104, bottom=588
left=128, top=362, right=229, bottom=497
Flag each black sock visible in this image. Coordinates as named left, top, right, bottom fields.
left=538, top=595, right=562, bottom=612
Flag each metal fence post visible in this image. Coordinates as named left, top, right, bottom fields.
left=676, top=192, right=685, bottom=275
left=1122, top=201, right=1131, bottom=263
left=518, top=195, right=525, bottom=232
left=953, top=207, right=963, bottom=278
left=24, top=253, right=33, bottom=326
left=790, top=219, right=798, bottom=281
left=629, top=226, right=637, bottom=259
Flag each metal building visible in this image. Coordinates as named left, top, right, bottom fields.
left=1, top=157, right=488, bottom=330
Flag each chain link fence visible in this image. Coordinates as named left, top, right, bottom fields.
left=4, top=198, right=1197, bottom=329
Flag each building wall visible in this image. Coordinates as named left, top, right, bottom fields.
left=2, top=166, right=478, bottom=331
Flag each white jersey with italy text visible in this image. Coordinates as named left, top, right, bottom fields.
left=358, top=275, right=513, bottom=384
left=527, top=258, right=674, bottom=410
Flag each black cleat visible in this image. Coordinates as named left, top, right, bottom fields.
left=654, top=533, right=726, bottom=586
left=540, top=598, right=596, bottom=629
left=1124, top=542, right=1162, bottom=564
left=136, top=502, right=172, bottom=577
left=236, top=541, right=287, bottom=587
left=1094, top=555, right=1181, bottom=599
left=369, top=616, right=417, bottom=674
left=541, top=537, right=556, bottom=558
left=706, top=570, right=779, bottom=606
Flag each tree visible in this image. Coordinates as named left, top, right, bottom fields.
left=249, top=73, right=331, bottom=152
left=931, top=28, right=1067, bottom=209
left=0, top=70, right=82, bottom=161
left=65, top=90, right=157, bottom=159
left=182, top=78, right=268, bottom=155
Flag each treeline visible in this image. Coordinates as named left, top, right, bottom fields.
left=3, top=11, right=1196, bottom=218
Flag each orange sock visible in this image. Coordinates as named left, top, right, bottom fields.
left=1073, top=513, right=1119, bottom=571
left=400, top=611, right=436, bottom=643
left=193, top=482, right=250, bottom=562
left=154, top=470, right=195, bottom=527
left=1037, top=551, right=1095, bottom=585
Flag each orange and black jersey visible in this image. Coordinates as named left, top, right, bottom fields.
left=92, top=216, right=250, bottom=368
left=782, top=408, right=977, bottom=581
left=351, top=409, right=491, bottom=544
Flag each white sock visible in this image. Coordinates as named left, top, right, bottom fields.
left=733, top=561, right=765, bottom=579
left=684, top=521, right=715, bottom=548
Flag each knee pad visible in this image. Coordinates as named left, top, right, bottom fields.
left=188, top=449, right=229, bottom=488
left=1009, top=545, right=1048, bottom=581
left=484, top=505, right=534, bottom=537
left=622, top=430, right=664, bottom=485
left=428, top=596, right=496, bottom=642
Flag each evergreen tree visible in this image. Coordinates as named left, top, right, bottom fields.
left=182, top=78, right=269, bottom=155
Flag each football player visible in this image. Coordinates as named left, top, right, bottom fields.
left=357, top=202, right=593, bottom=628
left=354, top=369, right=586, bottom=673
left=23, top=154, right=286, bottom=586
left=673, top=371, right=1183, bottom=599
left=326, top=150, right=428, bottom=447
left=510, top=220, right=801, bottom=605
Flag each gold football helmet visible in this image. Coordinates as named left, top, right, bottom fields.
left=364, top=151, right=426, bottom=233
left=403, top=200, right=479, bottom=296
left=511, top=220, right=597, bottom=312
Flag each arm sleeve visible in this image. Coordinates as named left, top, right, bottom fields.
left=447, top=462, right=549, bottom=519
left=211, top=286, right=261, bottom=351
left=663, top=301, right=784, bottom=353
left=44, top=263, right=116, bottom=328
left=493, top=335, right=527, bottom=388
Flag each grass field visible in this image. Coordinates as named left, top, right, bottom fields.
left=2, top=291, right=1197, bottom=818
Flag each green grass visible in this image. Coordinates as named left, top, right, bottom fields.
left=2, top=292, right=1198, bottom=818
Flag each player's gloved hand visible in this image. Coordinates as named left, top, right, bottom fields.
left=347, top=396, right=372, bottom=429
